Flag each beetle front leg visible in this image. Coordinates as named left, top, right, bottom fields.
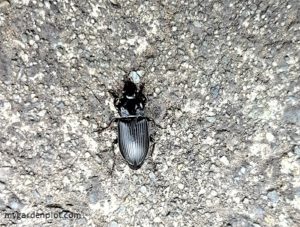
left=108, top=89, right=119, bottom=99
left=148, top=137, right=158, bottom=172
left=108, top=89, right=120, bottom=108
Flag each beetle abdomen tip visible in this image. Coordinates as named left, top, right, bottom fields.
left=129, top=161, right=142, bottom=170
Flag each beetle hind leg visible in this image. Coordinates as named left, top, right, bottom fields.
left=101, top=138, right=118, bottom=176
left=93, top=117, right=119, bottom=134
left=146, top=117, right=165, bottom=129
left=108, top=138, right=118, bottom=176
left=149, top=138, right=156, bottom=157
left=148, top=140, right=158, bottom=173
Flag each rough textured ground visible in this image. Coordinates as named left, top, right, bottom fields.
left=0, top=0, right=300, bottom=226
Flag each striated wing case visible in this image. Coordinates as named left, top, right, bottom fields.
left=118, top=118, right=149, bottom=169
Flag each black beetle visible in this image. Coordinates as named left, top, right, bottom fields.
left=96, top=75, right=157, bottom=170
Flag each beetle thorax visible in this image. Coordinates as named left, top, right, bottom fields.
left=120, top=99, right=144, bottom=117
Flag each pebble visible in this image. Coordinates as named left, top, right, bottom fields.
left=57, top=101, right=65, bottom=109
left=140, top=186, right=147, bottom=194
left=283, top=106, right=300, bottom=125
left=211, top=190, right=218, bottom=197
left=254, top=207, right=265, bottom=219
left=129, top=71, right=141, bottom=84
left=8, top=197, right=24, bottom=210
left=239, top=166, right=246, bottom=175
left=294, top=146, right=300, bottom=157
left=0, top=198, right=5, bottom=209
left=88, top=191, right=100, bottom=204
left=109, top=221, right=119, bottom=227
left=29, top=40, right=35, bottom=46
left=193, top=21, right=201, bottom=27
left=277, top=64, right=289, bottom=73
left=266, top=132, right=275, bottom=142
left=206, top=116, right=216, bottom=123
left=0, top=0, right=9, bottom=8
left=149, top=172, right=156, bottom=181
left=267, top=190, right=279, bottom=203
left=178, top=183, right=184, bottom=190
left=0, top=181, right=5, bottom=190
left=210, top=85, right=220, bottom=99
left=220, top=156, right=229, bottom=166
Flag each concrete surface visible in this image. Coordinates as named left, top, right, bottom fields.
left=0, top=0, right=300, bottom=226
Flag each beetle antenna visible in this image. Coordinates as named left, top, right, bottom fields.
left=138, top=58, right=155, bottom=86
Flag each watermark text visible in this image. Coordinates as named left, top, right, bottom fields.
left=3, top=211, right=83, bottom=220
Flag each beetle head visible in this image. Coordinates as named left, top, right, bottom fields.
left=123, top=79, right=137, bottom=97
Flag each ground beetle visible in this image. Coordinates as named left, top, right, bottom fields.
left=96, top=74, right=157, bottom=170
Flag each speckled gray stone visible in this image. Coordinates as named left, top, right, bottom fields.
left=0, top=0, right=300, bottom=226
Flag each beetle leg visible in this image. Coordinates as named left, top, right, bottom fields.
left=138, top=83, right=147, bottom=103
left=107, top=89, right=120, bottom=108
left=108, top=89, right=119, bottom=100
left=108, top=139, right=118, bottom=176
left=148, top=142, right=158, bottom=172
left=149, top=137, right=156, bottom=157
left=146, top=117, right=165, bottom=129
left=139, top=82, right=145, bottom=92
left=93, top=117, right=119, bottom=133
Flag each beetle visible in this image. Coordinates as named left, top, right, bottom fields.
left=95, top=75, right=156, bottom=170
